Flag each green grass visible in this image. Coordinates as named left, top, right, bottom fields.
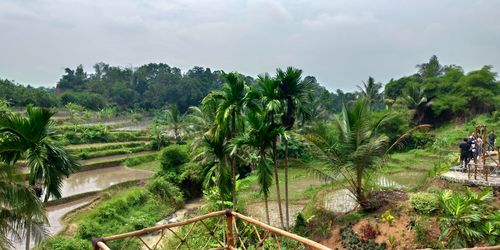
left=129, top=160, right=161, bottom=172
left=79, top=151, right=156, bottom=165
left=65, top=141, right=148, bottom=151
left=238, top=160, right=333, bottom=205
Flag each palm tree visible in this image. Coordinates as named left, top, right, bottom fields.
left=210, top=72, right=247, bottom=209
left=305, top=98, right=389, bottom=210
left=160, top=104, right=185, bottom=143
left=250, top=73, right=286, bottom=228
left=190, top=98, right=232, bottom=209
left=357, top=76, right=383, bottom=105
left=232, top=110, right=282, bottom=224
left=398, top=84, right=428, bottom=124
left=0, top=106, right=78, bottom=249
left=0, top=164, right=47, bottom=249
left=276, top=67, right=310, bottom=228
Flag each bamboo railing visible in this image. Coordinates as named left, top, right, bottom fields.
left=466, top=125, right=499, bottom=182
left=92, top=210, right=332, bottom=250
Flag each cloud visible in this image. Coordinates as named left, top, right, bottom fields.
left=0, top=0, right=499, bottom=91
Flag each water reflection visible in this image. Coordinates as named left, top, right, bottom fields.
left=54, top=166, right=153, bottom=199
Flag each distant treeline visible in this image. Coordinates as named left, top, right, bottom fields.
left=0, top=62, right=352, bottom=112
left=1, top=56, right=499, bottom=124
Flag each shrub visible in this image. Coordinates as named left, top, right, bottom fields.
left=38, top=236, right=92, bottom=250
left=340, top=224, right=386, bottom=250
left=381, top=210, right=395, bottom=225
left=438, top=188, right=497, bottom=248
left=160, top=145, right=189, bottom=172
left=360, top=223, right=378, bottom=240
left=147, top=176, right=184, bottom=207
left=409, top=192, right=439, bottom=215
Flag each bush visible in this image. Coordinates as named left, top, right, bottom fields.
left=340, top=224, right=386, bottom=250
left=147, top=176, right=184, bottom=207
left=409, top=192, right=439, bottom=215
left=438, top=188, right=498, bottom=248
left=160, top=145, right=189, bottom=172
left=406, top=132, right=435, bottom=150
left=38, top=236, right=91, bottom=250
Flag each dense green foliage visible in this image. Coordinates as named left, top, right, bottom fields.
left=438, top=189, right=499, bottom=248
left=409, top=192, right=439, bottom=215
left=0, top=78, right=58, bottom=107
left=75, top=188, right=178, bottom=250
left=385, top=56, right=500, bottom=124
left=38, top=236, right=92, bottom=250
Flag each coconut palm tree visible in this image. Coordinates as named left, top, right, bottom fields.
left=305, top=98, right=389, bottom=210
left=0, top=106, right=78, bottom=249
left=276, top=67, right=310, bottom=228
left=0, top=164, right=47, bottom=249
left=160, top=104, right=185, bottom=143
left=210, top=72, right=247, bottom=209
left=231, top=109, right=283, bottom=224
left=398, top=84, right=428, bottom=124
left=357, top=76, right=383, bottom=105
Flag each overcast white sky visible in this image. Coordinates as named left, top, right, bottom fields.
left=1, top=0, right=499, bottom=91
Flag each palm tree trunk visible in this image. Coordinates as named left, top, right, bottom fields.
left=25, top=222, right=30, bottom=250
left=231, top=157, right=237, bottom=210
left=284, top=138, right=290, bottom=229
left=264, top=196, right=270, bottom=225
left=273, top=138, right=285, bottom=228
left=356, top=167, right=367, bottom=210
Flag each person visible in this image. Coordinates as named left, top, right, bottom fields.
left=488, top=130, right=496, bottom=151
left=459, top=138, right=471, bottom=169
left=468, top=135, right=477, bottom=161
left=476, top=136, right=483, bottom=158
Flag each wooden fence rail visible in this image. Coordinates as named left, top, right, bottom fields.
left=92, top=210, right=331, bottom=250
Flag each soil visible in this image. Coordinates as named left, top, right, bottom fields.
left=321, top=190, right=420, bottom=249
left=245, top=200, right=308, bottom=228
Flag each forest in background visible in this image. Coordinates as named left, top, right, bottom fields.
left=1, top=55, right=499, bottom=125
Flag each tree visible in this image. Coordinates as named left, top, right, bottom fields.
left=398, top=83, right=429, bottom=124
left=0, top=164, right=47, bottom=249
left=276, top=67, right=310, bottom=228
left=417, top=55, right=443, bottom=78
left=357, top=76, right=382, bottom=106
left=210, top=72, right=247, bottom=209
left=0, top=107, right=78, bottom=249
left=305, top=98, right=389, bottom=210
left=249, top=73, right=287, bottom=227
left=160, top=104, right=185, bottom=143
left=232, top=110, right=282, bottom=224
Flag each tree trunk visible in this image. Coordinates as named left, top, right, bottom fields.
left=284, top=138, right=290, bottom=229
left=25, top=222, right=30, bottom=250
left=231, top=157, right=237, bottom=210
left=356, top=167, right=367, bottom=210
left=264, top=196, right=270, bottom=225
left=231, top=112, right=237, bottom=210
left=273, top=138, right=285, bottom=228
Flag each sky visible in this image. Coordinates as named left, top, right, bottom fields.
left=1, top=0, right=499, bottom=92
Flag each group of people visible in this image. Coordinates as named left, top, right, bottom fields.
left=459, top=130, right=496, bottom=169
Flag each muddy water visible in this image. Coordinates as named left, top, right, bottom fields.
left=323, top=189, right=359, bottom=213
left=12, top=197, right=96, bottom=250
left=11, top=166, right=153, bottom=249
left=56, top=166, right=153, bottom=199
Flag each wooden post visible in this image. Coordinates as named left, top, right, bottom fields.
left=225, top=210, right=234, bottom=248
